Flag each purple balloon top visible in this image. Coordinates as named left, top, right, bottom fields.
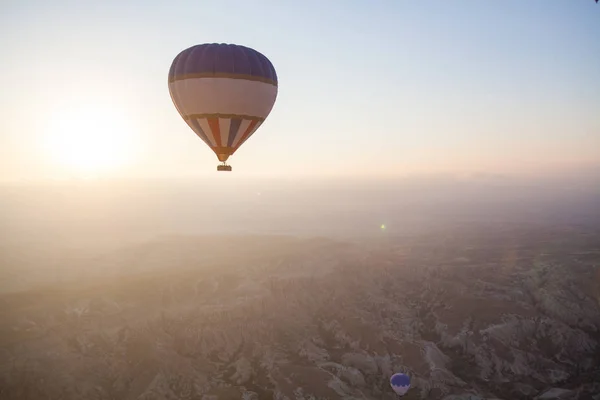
left=168, top=43, right=278, bottom=86
left=390, top=373, right=410, bottom=387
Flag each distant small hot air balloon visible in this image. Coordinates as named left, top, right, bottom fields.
left=390, top=372, right=411, bottom=396
left=168, top=43, right=278, bottom=172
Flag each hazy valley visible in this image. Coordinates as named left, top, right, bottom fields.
left=1, top=178, right=600, bottom=399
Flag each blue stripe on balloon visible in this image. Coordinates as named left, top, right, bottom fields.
left=189, top=119, right=212, bottom=147
left=227, top=118, right=242, bottom=147
left=169, top=43, right=277, bottom=84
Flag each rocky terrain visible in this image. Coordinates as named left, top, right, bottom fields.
left=1, top=226, right=599, bottom=399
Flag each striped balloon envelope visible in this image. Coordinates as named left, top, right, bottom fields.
left=168, top=43, right=278, bottom=171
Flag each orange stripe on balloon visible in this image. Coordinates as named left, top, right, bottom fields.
left=207, top=117, right=222, bottom=147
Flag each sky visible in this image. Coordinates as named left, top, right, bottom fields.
left=1, top=0, right=599, bottom=182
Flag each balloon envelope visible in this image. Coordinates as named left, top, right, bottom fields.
left=390, top=373, right=411, bottom=396
left=168, top=43, right=278, bottom=163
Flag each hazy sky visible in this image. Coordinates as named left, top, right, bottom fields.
left=1, top=0, right=599, bottom=181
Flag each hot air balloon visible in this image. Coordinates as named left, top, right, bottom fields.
left=168, top=43, right=278, bottom=171
left=390, top=372, right=411, bottom=397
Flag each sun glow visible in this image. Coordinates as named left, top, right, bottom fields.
left=44, top=104, right=137, bottom=176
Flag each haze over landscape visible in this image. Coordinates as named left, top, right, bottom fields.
left=1, top=1, right=600, bottom=399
